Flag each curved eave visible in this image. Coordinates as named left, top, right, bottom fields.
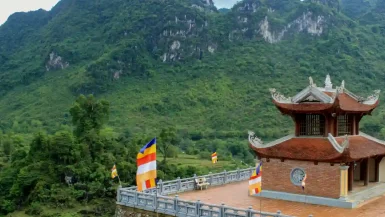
left=338, top=100, right=379, bottom=113
left=249, top=142, right=344, bottom=162
left=272, top=99, right=334, bottom=114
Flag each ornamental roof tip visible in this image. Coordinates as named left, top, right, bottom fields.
left=328, top=133, right=349, bottom=153
left=269, top=88, right=292, bottom=103
left=248, top=130, right=264, bottom=148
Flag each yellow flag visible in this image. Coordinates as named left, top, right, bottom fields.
left=111, top=164, right=118, bottom=179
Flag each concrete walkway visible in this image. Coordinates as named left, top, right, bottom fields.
left=177, top=181, right=385, bottom=217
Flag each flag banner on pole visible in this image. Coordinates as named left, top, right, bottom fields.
left=211, top=152, right=217, bottom=164
left=136, top=138, right=157, bottom=192
left=249, top=161, right=262, bottom=195
left=111, top=164, right=118, bottom=179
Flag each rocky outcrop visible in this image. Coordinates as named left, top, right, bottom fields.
left=46, top=52, right=69, bottom=71
left=259, top=12, right=325, bottom=43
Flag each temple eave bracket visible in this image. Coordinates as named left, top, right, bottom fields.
left=328, top=133, right=349, bottom=154
left=248, top=131, right=264, bottom=148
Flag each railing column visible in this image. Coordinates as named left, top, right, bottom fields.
left=134, top=191, right=138, bottom=206
left=246, top=206, right=252, bottom=217
left=174, top=195, right=179, bottom=214
left=236, top=168, right=240, bottom=181
left=158, top=179, right=163, bottom=195
left=117, top=186, right=122, bottom=203
left=177, top=177, right=181, bottom=191
left=209, top=172, right=213, bottom=185
left=196, top=199, right=201, bottom=216
left=276, top=210, right=281, bottom=216
left=309, top=215, right=313, bottom=217
left=154, top=192, right=157, bottom=210
left=224, top=170, right=227, bottom=184
left=221, top=203, right=225, bottom=217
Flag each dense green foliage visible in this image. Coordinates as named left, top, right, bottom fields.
left=0, top=95, right=252, bottom=216
left=1, top=0, right=385, bottom=215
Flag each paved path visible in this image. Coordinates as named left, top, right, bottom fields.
left=177, top=181, right=385, bottom=217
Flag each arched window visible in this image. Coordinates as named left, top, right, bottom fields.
left=298, top=114, right=325, bottom=136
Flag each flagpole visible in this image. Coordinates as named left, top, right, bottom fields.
left=259, top=160, right=262, bottom=216
left=117, top=174, right=122, bottom=187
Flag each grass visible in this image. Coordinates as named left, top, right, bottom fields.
left=159, top=153, right=250, bottom=172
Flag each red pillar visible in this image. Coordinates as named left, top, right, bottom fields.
left=375, top=157, right=383, bottom=182
left=364, top=158, right=369, bottom=186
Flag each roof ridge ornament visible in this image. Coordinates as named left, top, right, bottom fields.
left=309, top=77, right=316, bottom=87
left=248, top=131, right=264, bottom=148
left=336, top=80, right=345, bottom=93
left=341, top=134, right=349, bottom=150
left=327, top=133, right=349, bottom=153
left=325, top=74, right=332, bottom=91
left=362, top=90, right=381, bottom=105
left=269, top=88, right=292, bottom=103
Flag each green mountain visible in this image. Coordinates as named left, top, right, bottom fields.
left=0, top=0, right=385, bottom=139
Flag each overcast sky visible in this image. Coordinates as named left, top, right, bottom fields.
left=213, top=0, right=240, bottom=8
left=0, top=0, right=239, bottom=26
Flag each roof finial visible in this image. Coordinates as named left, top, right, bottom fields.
left=309, top=77, right=316, bottom=87
left=325, top=74, right=332, bottom=91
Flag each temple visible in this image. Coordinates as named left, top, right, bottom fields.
left=248, top=75, right=385, bottom=207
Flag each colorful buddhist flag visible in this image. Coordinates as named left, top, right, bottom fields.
left=302, top=174, right=307, bottom=191
left=211, top=152, right=217, bottom=164
left=136, top=138, right=157, bottom=192
left=111, top=164, right=118, bottom=179
left=249, top=161, right=262, bottom=195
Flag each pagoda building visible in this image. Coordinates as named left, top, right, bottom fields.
left=248, top=75, right=385, bottom=207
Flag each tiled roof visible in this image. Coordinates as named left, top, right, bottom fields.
left=337, top=93, right=379, bottom=112
left=272, top=92, right=378, bottom=113
left=336, top=135, right=385, bottom=160
left=250, top=134, right=385, bottom=162
left=273, top=100, right=334, bottom=112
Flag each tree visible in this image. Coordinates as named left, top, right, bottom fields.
left=70, top=95, right=109, bottom=160
left=69, top=94, right=109, bottom=139
left=158, top=127, right=178, bottom=163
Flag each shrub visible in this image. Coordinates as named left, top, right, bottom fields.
left=25, top=202, right=43, bottom=216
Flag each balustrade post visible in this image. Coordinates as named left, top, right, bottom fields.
left=221, top=203, right=225, bottom=217
left=196, top=200, right=201, bottom=216
left=134, top=191, right=138, bottom=206
left=236, top=168, right=240, bottom=181
left=177, top=177, right=181, bottom=191
left=246, top=206, right=252, bottom=217
left=158, top=179, right=163, bottom=195
left=174, top=195, right=179, bottom=214
left=117, top=186, right=122, bottom=203
left=276, top=210, right=281, bottom=216
left=209, top=172, right=213, bottom=185
left=308, top=215, right=313, bottom=217
left=224, top=170, right=227, bottom=184
left=154, top=192, right=158, bottom=210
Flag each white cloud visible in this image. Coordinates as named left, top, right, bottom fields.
left=0, top=0, right=60, bottom=25
left=213, top=0, right=240, bottom=8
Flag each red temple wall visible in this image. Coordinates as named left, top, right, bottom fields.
left=262, top=159, right=341, bottom=198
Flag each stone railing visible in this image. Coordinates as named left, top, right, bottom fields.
left=116, top=168, right=309, bottom=217
left=120, top=168, right=254, bottom=195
